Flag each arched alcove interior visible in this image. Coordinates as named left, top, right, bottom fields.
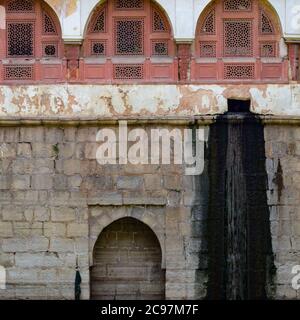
left=91, top=217, right=165, bottom=300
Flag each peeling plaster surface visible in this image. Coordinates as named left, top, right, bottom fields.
left=46, top=0, right=78, bottom=17
left=41, top=0, right=300, bottom=42
left=0, top=85, right=300, bottom=118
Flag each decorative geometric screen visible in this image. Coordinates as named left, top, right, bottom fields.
left=115, top=0, right=144, bottom=10
left=7, top=0, right=34, bottom=12
left=261, top=12, right=274, bottom=34
left=224, top=20, right=252, bottom=56
left=200, top=42, right=216, bottom=57
left=260, top=42, right=276, bottom=57
left=201, top=9, right=215, bottom=34
left=224, top=0, right=252, bottom=11
left=43, top=12, right=57, bottom=34
left=43, top=43, right=58, bottom=57
left=7, top=22, right=34, bottom=57
left=91, top=41, right=106, bottom=55
left=92, top=9, right=106, bottom=32
left=115, top=19, right=144, bottom=55
left=152, top=40, right=168, bottom=56
left=224, top=64, right=255, bottom=79
left=195, top=0, right=283, bottom=81
left=114, top=65, right=144, bottom=79
left=85, top=0, right=174, bottom=82
left=152, top=10, right=167, bottom=32
left=4, top=65, right=34, bottom=80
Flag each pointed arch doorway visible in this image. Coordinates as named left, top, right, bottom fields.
left=91, top=217, right=165, bottom=300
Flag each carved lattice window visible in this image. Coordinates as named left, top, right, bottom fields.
left=260, top=42, right=276, bottom=57
left=92, top=9, right=106, bottom=33
left=115, top=0, right=144, bottom=10
left=43, top=43, right=58, bottom=57
left=114, top=65, right=144, bottom=79
left=3, top=1, right=62, bottom=82
left=7, top=22, right=34, bottom=57
left=152, top=40, right=168, bottom=56
left=152, top=9, right=167, bottom=32
left=224, top=0, right=252, bottom=11
left=85, top=0, right=174, bottom=81
left=201, top=9, right=215, bottom=34
left=224, top=64, right=255, bottom=79
left=4, top=65, right=34, bottom=80
left=43, top=12, right=57, bottom=34
left=195, top=0, right=283, bottom=81
left=115, top=19, right=144, bottom=55
left=224, top=20, right=253, bottom=56
left=200, top=42, right=216, bottom=57
left=91, top=41, right=106, bottom=55
left=7, top=0, right=34, bottom=12
left=260, top=11, right=274, bottom=34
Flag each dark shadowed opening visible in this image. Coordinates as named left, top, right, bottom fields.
left=228, top=99, right=251, bottom=113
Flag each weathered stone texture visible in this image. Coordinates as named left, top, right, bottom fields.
left=0, top=125, right=299, bottom=300
left=265, top=125, right=300, bottom=299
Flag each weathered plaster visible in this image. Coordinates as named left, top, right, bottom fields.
left=41, top=0, right=300, bottom=42
left=0, top=84, right=300, bottom=118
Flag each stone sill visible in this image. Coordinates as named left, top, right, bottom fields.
left=1, top=115, right=300, bottom=127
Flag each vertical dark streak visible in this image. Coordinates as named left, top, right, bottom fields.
left=206, top=111, right=275, bottom=300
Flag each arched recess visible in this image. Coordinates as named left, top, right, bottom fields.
left=191, top=0, right=288, bottom=83
left=0, top=0, right=64, bottom=83
left=89, top=206, right=166, bottom=270
left=82, top=0, right=177, bottom=83
left=91, top=217, right=165, bottom=300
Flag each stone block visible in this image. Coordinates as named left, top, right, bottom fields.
left=31, top=175, right=53, bottom=190
left=0, top=143, right=16, bottom=158
left=68, top=175, right=82, bottom=189
left=2, top=206, right=24, bottom=221
left=51, top=207, right=76, bottom=222
left=11, top=175, right=30, bottom=190
left=0, top=175, right=10, bottom=190
left=144, top=174, right=162, bottom=191
left=87, top=192, right=122, bottom=206
left=163, top=175, right=182, bottom=191
left=117, top=176, right=143, bottom=190
left=2, top=236, right=49, bottom=252
left=44, top=222, right=66, bottom=237
left=32, top=143, right=55, bottom=158
left=17, top=143, right=32, bottom=158
left=0, top=222, right=13, bottom=237
left=34, top=207, right=50, bottom=222
left=49, top=238, right=74, bottom=253
left=67, top=223, right=89, bottom=237
left=20, top=128, right=44, bottom=142
left=63, top=160, right=81, bottom=175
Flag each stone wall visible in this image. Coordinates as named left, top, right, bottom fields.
left=0, top=125, right=202, bottom=300
left=265, top=125, right=300, bottom=299
left=0, top=124, right=300, bottom=300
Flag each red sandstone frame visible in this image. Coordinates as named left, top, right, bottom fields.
left=0, top=0, right=291, bottom=84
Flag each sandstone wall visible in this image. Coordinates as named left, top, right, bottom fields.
left=265, top=125, right=300, bottom=299
left=0, top=124, right=299, bottom=300
left=0, top=125, right=203, bottom=300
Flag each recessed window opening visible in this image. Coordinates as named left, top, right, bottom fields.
left=228, top=99, right=251, bottom=113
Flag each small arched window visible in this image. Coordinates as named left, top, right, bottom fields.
left=192, top=0, right=287, bottom=82
left=0, top=0, right=63, bottom=82
left=83, top=0, right=176, bottom=83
